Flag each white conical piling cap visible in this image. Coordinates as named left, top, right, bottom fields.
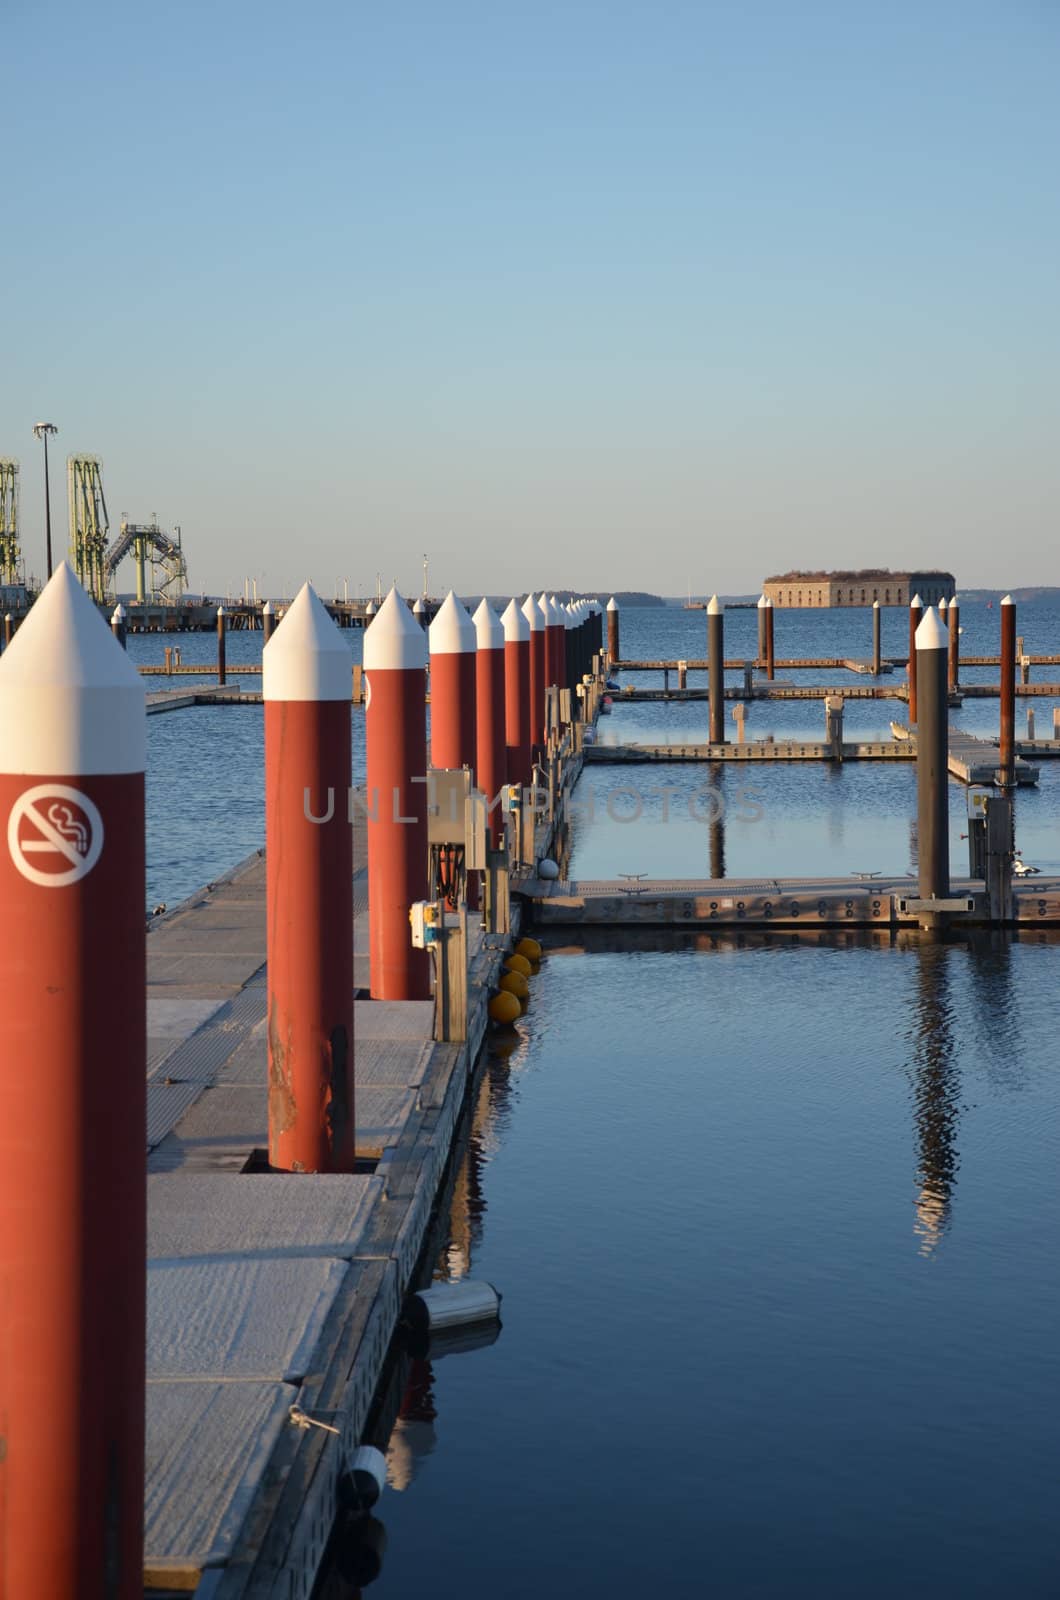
left=757, top=594, right=767, bottom=608
left=365, top=599, right=377, bottom=616
left=765, top=597, right=773, bottom=608
left=563, top=603, right=575, bottom=629
left=537, top=593, right=551, bottom=628
left=412, top=597, right=426, bottom=615
left=501, top=598, right=529, bottom=643
left=872, top=600, right=880, bottom=609
left=262, top=600, right=273, bottom=616
left=522, top=594, right=542, bottom=632
left=915, top=606, right=947, bottom=652
left=910, top=593, right=922, bottom=609
left=950, top=593, right=959, bottom=608
left=429, top=590, right=475, bottom=655
left=0, top=561, right=145, bottom=774
left=606, top=596, right=618, bottom=612
left=1001, top=594, right=1014, bottom=606
left=707, top=594, right=723, bottom=615
left=111, top=602, right=126, bottom=621
left=365, top=585, right=428, bottom=670
left=472, top=597, right=503, bottom=650
left=939, top=597, right=948, bottom=614
left=263, top=581, right=352, bottom=702
left=217, top=604, right=226, bottom=618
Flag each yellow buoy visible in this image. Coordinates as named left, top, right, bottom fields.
left=488, top=990, right=521, bottom=1025
left=516, top=937, right=542, bottom=962
left=498, top=970, right=530, bottom=1000
left=503, top=952, right=532, bottom=977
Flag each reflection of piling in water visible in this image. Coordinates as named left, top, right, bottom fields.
left=909, top=941, right=960, bottom=1255
left=707, top=763, right=726, bottom=878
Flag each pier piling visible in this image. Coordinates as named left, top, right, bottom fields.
left=872, top=600, right=881, bottom=675
left=999, top=595, right=1015, bottom=785
left=0, top=564, right=147, bottom=1598
left=607, top=596, right=620, bottom=665
left=764, top=597, right=775, bottom=680
left=707, top=595, right=725, bottom=743
left=365, top=589, right=431, bottom=999
left=502, top=599, right=532, bottom=792
left=524, top=594, right=545, bottom=750
left=111, top=600, right=127, bottom=648
left=3, top=612, right=11, bottom=650
left=263, top=583, right=355, bottom=1172
left=757, top=594, right=767, bottom=664
left=908, top=594, right=923, bottom=724
left=473, top=599, right=506, bottom=847
left=948, top=594, right=960, bottom=690
left=916, top=606, right=950, bottom=917
left=429, top=593, right=477, bottom=777
left=262, top=598, right=275, bottom=644
left=217, top=603, right=227, bottom=685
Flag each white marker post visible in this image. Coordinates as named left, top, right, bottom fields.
left=0, top=563, right=146, bottom=1597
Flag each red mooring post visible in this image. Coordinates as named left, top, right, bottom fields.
left=1000, top=594, right=1015, bottom=785
left=523, top=593, right=545, bottom=750
left=217, top=603, right=227, bottom=685
left=948, top=593, right=960, bottom=691
left=502, top=598, right=532, bottom=791
left=365, top=588, right=431, bottom=999
left=263, top=582, right=355, bottom=1172
left=0, top=563, right=146, bottom=1598
left=606, top=596, right=620, bottom=664
left=473, top=599, right=506, bottom=846
left=429, top=591, right=477, bottom=775
left=546, top=594, right=566, bottom=699
left=765, top=597, right=775, bottom=680
left=908, top=593, right=923, bottom=724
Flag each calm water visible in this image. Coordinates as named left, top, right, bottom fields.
left=361, top=934, right=1060, bottom=1599
left=140, top=607, right=1060, bottom=1595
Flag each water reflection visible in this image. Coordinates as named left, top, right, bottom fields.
left=708, top=760, right=726, bottom=878
left=906, top=942, right=961, bottom=1256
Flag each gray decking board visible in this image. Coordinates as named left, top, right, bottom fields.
left=354, top=998, right=433, bottom=1039
left=147, top=1173, right=383, bottom=1260
left=147, top=1080, right=206, bottom=1148
left=147, top=1256, right=349, bottom=1383
left=145, top=1380, right=298, bottom=1584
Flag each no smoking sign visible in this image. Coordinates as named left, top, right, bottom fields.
left=7, top=784, right=105, bottom=888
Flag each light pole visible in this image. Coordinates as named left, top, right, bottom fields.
left=32, top=422, right=58, bottom=580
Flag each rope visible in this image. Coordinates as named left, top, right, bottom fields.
left=289, top=1403, right=343, bottom=1437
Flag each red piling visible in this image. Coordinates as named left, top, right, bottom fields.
left=263, top=582, right=355, bottom=1172
left=546, top=594, right=566, bottom=699
left=948, top=594, right=960, bottom=691
left=0, top=563, right=146, bottom=1598
left=908, top=593, right=923, bottom=724
left=765, top=598, right=775, bottom=680
left=607, top=596, right=620, bottom=664
left=523, top=594, right=545, bottom=750
left=1000, top=594, right=1015, bottom=784
left=429, top=591, right=476, bottom=774
left=502, top=598, right=532, bottom=792
left=217, top=603, right=227, bottom=685
left=365, top=589, right=431, bottom=999
left=473, top=599, right=507, bottom=846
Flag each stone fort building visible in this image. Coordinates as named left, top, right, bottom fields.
left=763, top=570, right=955, bottom=608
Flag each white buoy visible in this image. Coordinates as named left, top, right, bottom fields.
left=538, top=858, right=560, bottom=880
left=343, top=1444, right=387, bottom=1511
left=407, top=1279, right=502, bottom=1333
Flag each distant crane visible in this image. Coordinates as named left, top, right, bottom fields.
left=0, top=459, right=20, bottom=585
left=68, top=455, right=110, bottom=601
left=104, top=517, right=187, bottom=604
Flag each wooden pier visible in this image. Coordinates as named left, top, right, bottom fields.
left=518, top=874, right=1060, bottom=928
left=140, top=758, right=578, bottom=1594
left=889, top=721, right=1041, bottom=784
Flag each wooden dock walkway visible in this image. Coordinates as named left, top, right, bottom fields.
left=517, top=873, right=1060, bottom=928
left=141, top=752, right=579, bottom=1594
left=889, top=722, right=1041, bottom=784
left=586, top=740, right=913, bottom=763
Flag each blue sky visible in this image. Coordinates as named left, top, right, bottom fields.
left=4, top=1, right=1058, bottom=596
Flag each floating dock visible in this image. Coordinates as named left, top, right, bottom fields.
left=518, top=874, right=1060, bottom=928
left=890, top=722, right=1041, bottom=784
